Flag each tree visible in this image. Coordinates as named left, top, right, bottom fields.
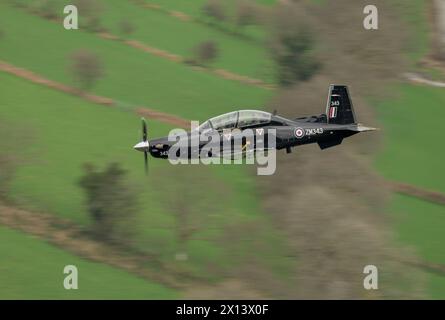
left=269, top=6, right=321, bottom=86
left=79, top=163, right=139, bottom=245
left=271, top=28, right=321, bottom=86
left=0, top=155, right=15, bottom=201
left=37, top=0, right=59, bottom=19
left=118, top=19, right=135, bottom=38
left=235, top=0, right=257, bottom=29
left=69, top=49, right=104, bottom=91
left=0, top=121, right=29, bottom=202
left=202, top=0, right=226, bottom=23
left=0, top=123, right=14, bottom=200
left=260, top=0, right=422, bottom=299
left=9, top=0, right=27, bottom=8
left=153, top=165, right=229, bottom=261
left=191, top=40, right=219, bottom=66
left=74, top=0, right=104, bottom=32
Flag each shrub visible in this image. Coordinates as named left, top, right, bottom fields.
left=270, top=28, right=321, bottom=86
left=37, top=0, right=59, bottom=20
left=69, top=49, right=104, bottom=91
left=191, top=40, right=219, bottom=66
left=235, top=0, right=257, bottom=28
left=79, top=163, right=139, bottom=245
left=118, top=19, right=135, bottom=38
left=74, top=0, right=105, bottom=32
left=269, top=7, right=321, bottom=86
left=0, top=155, right=15, bottom=201
left=202, top=0, right=226, bottom=23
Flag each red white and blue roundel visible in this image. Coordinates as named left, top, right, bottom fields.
left=294, top=127, right=305, bottom=138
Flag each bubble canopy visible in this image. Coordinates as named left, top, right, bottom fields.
left=198, top=110, right=272, bottom=132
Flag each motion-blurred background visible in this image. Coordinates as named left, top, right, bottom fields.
left=0, top=0, right=443, bottom=299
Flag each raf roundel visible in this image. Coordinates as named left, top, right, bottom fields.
left=294, top=127, right=305, bottom=139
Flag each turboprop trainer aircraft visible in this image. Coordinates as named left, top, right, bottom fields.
left=134, top=85, right=377, bottom=171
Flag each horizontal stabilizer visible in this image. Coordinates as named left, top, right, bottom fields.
left=349, top=124, right=379, bottom=132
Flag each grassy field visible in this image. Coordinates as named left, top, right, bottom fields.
left=99, top=0, right=276, bottom=82
left=373, top=1, right=445, bottom=298
left=0, top=71, right=290, bottom=279
left=375, top=85, right=445, bottom=298
left=386, top=194, right=445, bottom=298
left=136, top=0, right=276, bottom=43
left=12, top=0, right=276, bottom=82
left=144, top=0, right=276, bottom=17
left=1, top=72, right=172, bottom=225
left=396, top=0, right=430, bottom=62
left=0, top=0, right=291, bottom=293
left=375, top=84, right=445, bottom=193
left=0, top=225, right=177, bottom=299
left=0, top=3, right=272, bottom=121
left=1, top=0, right=444, bottom=299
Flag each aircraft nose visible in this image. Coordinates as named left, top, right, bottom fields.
left=133, top=141, right=149, bottom=152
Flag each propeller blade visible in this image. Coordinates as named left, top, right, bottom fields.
left=140, top=117, right=149, bottom=175
left=142, top=118, right=148, bottom=142
left=144, top=151, right=148, bottom=174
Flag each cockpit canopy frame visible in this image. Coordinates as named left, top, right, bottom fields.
left=198, top=110, right=272, bottom=132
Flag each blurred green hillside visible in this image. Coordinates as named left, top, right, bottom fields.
left=0, top=226, right=177, bottom=299
left=0, top=0, right=444, bottom=299
left=372, top=0, right=445, bottom=298
left=0, top=0, right=291, bottom=298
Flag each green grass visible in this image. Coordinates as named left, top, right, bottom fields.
left=140, top=0, right=276, bottom=23
left=146, top=0, right=210, bottom=16
left=390, top=195, right=445, bottom=264
left=15, top=0, right=276, bottom=82
left=375, top=84, right=445, bottom=193
left=395, top=0, right=430, bottom=62
left=371, top=1, right=445, bottom=298
left=0, top=1, right=291, bottom=285
left=0, top=2, right=272, bottom=121
left=99, top=0, right=276, bottom=82
left=375, top=84, right=445, bottom=299
left=0, top=71, right=290, bottom=280
left=0, top=72, right=173, bottom=225
left=0, top=225, right=177, bottom=299
left=388, top=194, right=445, bottom=298
left=4, top=0, right=441, bottom=300
left=431, top=274, right=445, bottom=299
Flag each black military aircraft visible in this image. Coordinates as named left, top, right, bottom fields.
left=134, top=85, right=376, bottom=171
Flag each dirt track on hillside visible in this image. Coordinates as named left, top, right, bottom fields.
left=0, top=202, right=271, bottom=298
left=2, top=59, right=445, bottom=206
left=117, top=37, right=275, bottom=90
left=1, top=199, right=443, bottom=298
left=0, top=60, right=190, bottom=128
left=389, top=181, right=445, bottom=206
left=14, top=3, right=274, bottom=91
left=0, top=203, right=179, bottom=288
left=404, top=72, right=445, bottom=88
left=0, top=61, right=114, bottom=106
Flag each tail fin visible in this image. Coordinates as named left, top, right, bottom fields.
left=326, top=85, right=356, bottom=125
